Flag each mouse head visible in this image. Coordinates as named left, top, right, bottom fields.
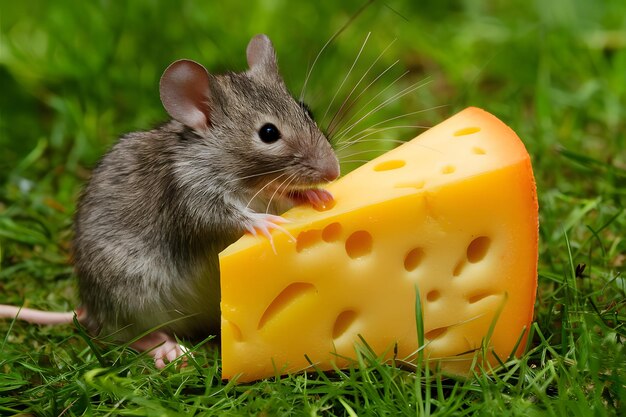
left=159, top=34, right=339, bottom=197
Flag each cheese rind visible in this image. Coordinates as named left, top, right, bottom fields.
left=220, top=107, right=538, bottom=382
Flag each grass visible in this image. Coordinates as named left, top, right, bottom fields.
left=1, top=0, right=625, bottom=415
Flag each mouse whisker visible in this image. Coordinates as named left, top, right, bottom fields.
left=320, top=32, right=371, bottom=127
left=327, top=59, right=400, bottom=141
left=337, top=138, right=444, bottom=162
left=336, top=124, right=431, bottom=152
left=329, top=69, right=410, bottom=142
left=334, top=105, right=446, bottom=152
left=338, top=159, right=373, bottom=166
left=300, top=32, right=339, bottom=103
left=339, top=149, right=385, bottom=162
left=265, top=173, right=296, bottom=214
left=338, top=138, right=409, bottom=148
left=333, top=79, right=433, bottom=146
left=226, top=167, right=289, bottom=185
left=245, top=172, right=288, bottom=210
left=337, top=149, right=392, bottom=159
left=333, top=76, right=433, bottom=145
left=326, top=38, right=398, bottom=137
left=335, top=138, right=408, bottom=154
left=299, top=0, right=375, bottom=102
left=266, top=172, right=298, bottom=214
left=336, top=137, right=437, bottom=153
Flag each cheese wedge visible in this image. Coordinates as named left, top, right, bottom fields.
left=219, top=107, right=538, bottom=382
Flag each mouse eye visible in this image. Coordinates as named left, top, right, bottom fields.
left=258, top=123, right=281, bottom=143
left=299, top=101, right=314, bottom=119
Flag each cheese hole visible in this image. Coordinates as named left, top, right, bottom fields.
left=396, top=180, right=425, bottom=190
left=453, top=260, right=466, bottom=277
left=374, top=159, right=406, bottom=171
left=332, top=310, right=358, bottom=339
left=228, top=321, right=243, bottom=342
left=426, top=290, right=440, bottom=302
left=425, top=326, right=447, bottom=341
left=404, top=248, right=425, bottom=272
left=468, top=292, right=494, bottom=304
left=345, top=231, right=373, bottom=259
left=258, top=282, right=316, bottom=330
left=322, top=222, right=342, bottom=242
left=472, top=147, right=486, bottom=155
left=296, top=229, right=322, bottom=252
left=454, top=127, right=481, bottom=136
left=467, top=236, right=491, bottom=263
left=441, top=165, right=456, bottom=174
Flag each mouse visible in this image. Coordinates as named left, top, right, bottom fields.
left=0, top=34, right=340, bottom=369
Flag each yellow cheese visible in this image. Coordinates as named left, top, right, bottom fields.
left=219, top=107, right=538, bottom=382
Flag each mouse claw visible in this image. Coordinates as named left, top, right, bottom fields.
left=245, top=213, right=294, bottom=253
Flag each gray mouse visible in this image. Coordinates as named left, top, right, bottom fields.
left=0, top=34, right=339, bottom=368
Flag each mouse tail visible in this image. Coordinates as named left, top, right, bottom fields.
left=0, top=304, right=77, bottom=325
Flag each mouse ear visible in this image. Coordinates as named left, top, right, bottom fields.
left=246, top=34, right=279, bottom=76
left=160, top=59, right=212, bottom=132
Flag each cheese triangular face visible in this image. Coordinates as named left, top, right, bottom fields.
left=219, top=107, right=538, bottom=382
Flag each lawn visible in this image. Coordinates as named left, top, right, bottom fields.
left=1, top=0, right=625, bottom=415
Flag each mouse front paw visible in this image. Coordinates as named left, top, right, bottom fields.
left=244, top=212, right=291, bottom=239
left=244, top=212, right=293, bottom=252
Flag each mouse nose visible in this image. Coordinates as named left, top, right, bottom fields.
left=321, top=158, right=340, bottom=182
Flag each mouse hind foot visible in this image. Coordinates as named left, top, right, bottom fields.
left=130, top=331, right=190, bottom=369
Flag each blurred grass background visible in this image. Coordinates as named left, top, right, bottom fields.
left=1, top=0, right=625, bottom=415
